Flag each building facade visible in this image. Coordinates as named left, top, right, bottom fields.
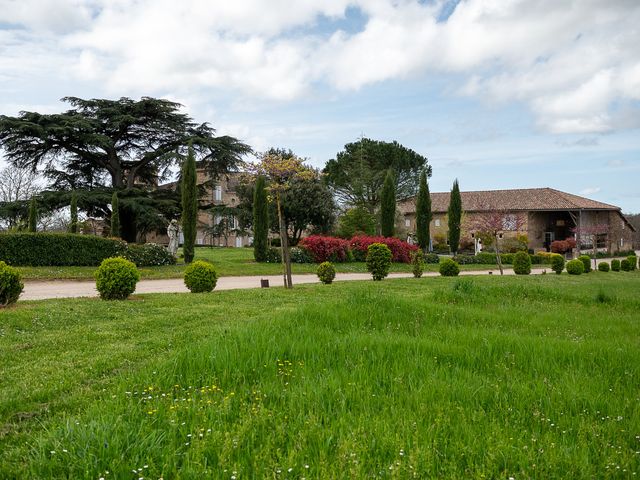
left=398, top=188, right=635, bottom=253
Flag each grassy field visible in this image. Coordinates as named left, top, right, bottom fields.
left=1, top=273, right=639, bottom=478
left=14, top=246, right=493, bottom=280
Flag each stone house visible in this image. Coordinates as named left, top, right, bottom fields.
left=398, top=187, right=635, bottom=253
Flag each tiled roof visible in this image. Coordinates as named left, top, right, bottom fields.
left=399, top=188, right=621, bottom=213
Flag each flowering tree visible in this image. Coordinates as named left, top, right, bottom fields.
left=466, top=208, right=526, bottom=275
left=572, top=223, right=609, bottom=269
left=251, top=149, right=314, bottom=288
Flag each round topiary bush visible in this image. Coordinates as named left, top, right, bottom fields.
left=366, top=243, right=392, bottom=281
left=317, top=261, right=336, bottom=284
left=598, top=262, right=610, bottom=272
left=184, top=260, right=218, bottom=293
left=566, top=259, right=585, bottom=275
left=620, top=259, right=632, bottom=272
left=550, top=253, right=565, bottom=274
left=627, top=255, right=637, bottom=271
left=578, top=254, right=592, bottom=273
left=94, top=257, right=140, bottom=300
left=513, top=251, right=532, bottom=275
left=439, top=258, right=460, bottom=277
left=411, top=250, right=424, bottom=278
left=611, top=259, right=621, bottom=271
left=0, top=261, right=24, bottom=306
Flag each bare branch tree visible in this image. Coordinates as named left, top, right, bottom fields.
left=0, top=165, right=42, bottom=229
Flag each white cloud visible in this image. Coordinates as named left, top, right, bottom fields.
left=1, top=0, right=639, bottom=134
left=580, top=187, right=601, bottom=195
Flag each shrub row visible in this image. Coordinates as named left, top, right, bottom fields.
left=299, top=235, right=418, bottom=264
left=0, top=233, right=178, bottom=267
left=454, top=252, right=551, bottom=265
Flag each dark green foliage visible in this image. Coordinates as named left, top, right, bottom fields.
left=181, top=147, right=197, bottom=264
left=69, top=191, right=78, bottom=234
left=566, top=259, right=585, bottom=275
left=123, top=243, right=177, bottom=267
left=439, top=258, right=460, bottom=276
left=0, top=233, right=126, bottom=266
left=27, top=197, right=37, bottom=232
left=183, top=260, right=218, bottom=293
left=94, top=257, right=140, bottom=300
left=0, top=260, right=23, bottom=306
left=424, top=253, right=440, bottom=264
left=627, top=255, right=637, bottom=271
left=289, top=247, right=313, bottom=263
left=611, top=259, right=621, bottom=271
left=336, top=206, right=376, bottom=238
left=380, top=170, right=396, bottom=237
left=317, top=261, right=336, bottom=284
left=578, top=254, right=592, bottom=273
left=110, top=191, right=120, bottom=238
left=447, top=179, right=462, bottom=254
left=415, top=170, right=432, bottom=252
left=252, top=176, right=269, bottom=262
left=323, top=137, right=430, bottom=211
left=551, top=254, right=565, bottom=274
left=620, top=259, right=632, bottom=271
left=411, top=250, right=424, bottom=278
left=513, top=251, right=532, bottom=275
left=265, top=247, right=282, bottom=264
left=598, top=262, right=610, bottom=272
left=594, top=289, right=615, bottom=304
left=366, top=243, right=392, bottom=281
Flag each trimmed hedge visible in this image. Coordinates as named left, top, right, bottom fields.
left=578, top=255, right=592, bottom=273
left=184, top=260, right=218, bottom=293
left=0, top=261, right=23, bottom=306
left=124, top=243, right=176, bottom=267
left=317, top=262, right=336, bottom=284
left=366, top=243, right=392, bottom=281
left=290, top=247, right=314, bottom=264
left=299, top=236, right=351, bottom=263
left=513, top=251, right=531, bottom=275
left=550, top=254, right=565, bottom=274
left=620, top=259, right=632, bottom=272
left=597, top=262, right=610, bottom=272
left=566, top=259, right=584, bottom=275
left=95, top=257, right=140, bottom=300
left=411, top=250, right=424, bottom=278
left=627, top=255, right=637, bottom=271
left=424, top=253, right=440, bottom=264
left=611, top=259, right=621, bottom=272
left=0, top=233, right=126, bottom=266
left=439, top=258, right=460, bottom=277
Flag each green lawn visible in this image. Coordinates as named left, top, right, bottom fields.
left=1, top=272, right=639, bottom=478
left=15, top=246, right=493, bottom=280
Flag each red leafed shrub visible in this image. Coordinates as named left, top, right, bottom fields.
left=299, top=235, right=351, bottom=263
left=565, top=237, right=577, bottom=249
left=551, top=238, right=576, bottom=254
left=350, top=235, right=418, bottom=263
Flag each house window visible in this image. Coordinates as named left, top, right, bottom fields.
left=502, top=214, right=517, bottom=231
left=214, top=185, right=222, bottom=201
left=596, top=234, right=607, bottom=249
left=435, top=219, right=441, bottom=227
left=620, top=237, right=624, bottom=247
left=405, top=218, right=411, bottom=227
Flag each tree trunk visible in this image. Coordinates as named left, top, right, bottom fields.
left=495, top=233, right=504, bottom=275
left=276, top=193, right=293, bottom=288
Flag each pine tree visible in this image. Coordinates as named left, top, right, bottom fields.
left=415, top=170, right=432, bottom=252
left=448, top=179, right=462, bottom=254
left=28, top=197, right=37, bottom=232
left=252, top=175, right=269, bottom=262
left=69, top=191, right=78, bottom=233
left=181, top=146, right=198, bottom=264
left=111, top=191, right=120, bottom=238
left=380, top=169, right=396, bottom=237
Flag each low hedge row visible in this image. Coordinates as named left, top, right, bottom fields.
left=453, top=252, right=552, bottom=265
left=0, top=233, right=176, bottom=267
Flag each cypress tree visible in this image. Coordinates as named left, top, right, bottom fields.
left=28, top=197, right=37, bottom=232
left=415, top=170, right=432, bottom=252
left=380, top=169, right=396, bottom=237
left=181, top=146, right=198, bottom=264
left=111, top=191, right=120, bottom=238
left=252, top=175, right=269, bottom=262
left=69, top=191, right=78, bottom=233
left=447, top=179, right=462, bottom=254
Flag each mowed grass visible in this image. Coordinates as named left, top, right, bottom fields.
left=1, top=273, right=639, bottom=478
left=14, top=246, right=492, bottom=280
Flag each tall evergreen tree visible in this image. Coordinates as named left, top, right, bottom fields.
left=69, top=191, right=78, bottom=233
left=181, top=147, right=198, bottom=264
left=111, top=191, right=120, bottom=238
left=252, top=175, right=269, bottom=262
left=28, top=197, right=37, bottom=232
left=380, top=169, right=396, bottom=237
left=415, top=170, right=432, bottom=252
left=448, top=179, right=462, bottom=254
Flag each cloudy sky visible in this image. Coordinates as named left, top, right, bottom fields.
left=1, top=0, right=639, bottom=211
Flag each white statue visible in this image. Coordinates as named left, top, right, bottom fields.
left=167, top=219, right=179, bottom=256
